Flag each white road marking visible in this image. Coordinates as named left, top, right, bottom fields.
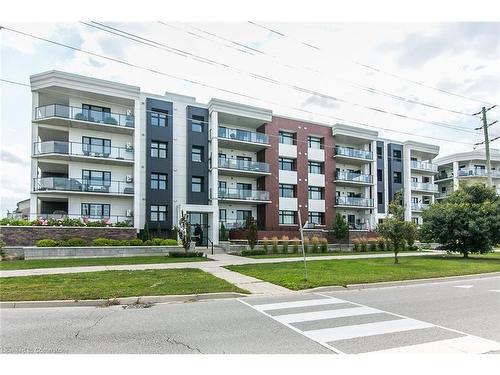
left=453, top=285, right=474, bottom=289
left=274, top=306, right=380, bottom=324
left=303, top=318, right=434, bottom=342
left=489, top=290, right=500, bottom=293
left=369, top=335, right=500, bottom=354
left=252, top=297, right=345, bottom=311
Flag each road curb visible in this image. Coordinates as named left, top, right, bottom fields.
left=303, top=271, right=500, bottom=293
left=0, top=292, right=249, bottom=309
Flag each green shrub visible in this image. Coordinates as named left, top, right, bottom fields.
left=320, top=238, right=328, bottom=253
left=74, top=113, right=87, bottom=121
left=104, top=116, right=118, bottom=125
left=386, top=242, right=394, bottom=252
left=303, top=237, right=310, bottom=253
left=311, top=236, right=320, bottom=253
left=86, top=220, right=107, bottom=227
left=369, top=241, right=377, bottom=252
left=168, top=251, right=204, bottom=258
left=262, top=237, right=269, bottom=253
left=360, top=240, right=368, bottom=252
left=143, top=239, right=154, bottom=246
left=281, top=236, right=289, bottom=253
left=377, top=237, right=386, bottom=251
left=271, top=237, right=279, bottom=254
left=0, top=218, right=31, bottom=226
left=152, top=237, right=164, bottom=246
left=292, top=238, right=300, bottom=253
left=129, top=238, right=144, bottom=246
left=36, top=239, right=59, bottom=247
left=241, top=249, right=267, bottom=256
left=65, top=237, right=87, bottom=247
left=114, top=220, right=133, bottom=227
left=353, top=239, right=360, bottom=252
left=161, top=239, right=178, bottom=246
left=91, top=238, right=111, bottom=246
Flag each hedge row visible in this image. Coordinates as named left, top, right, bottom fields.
left=36, top=237, right=179, bottom=247
left=0, top=217, right=132, bottom=227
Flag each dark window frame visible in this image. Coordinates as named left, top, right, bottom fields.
left=192, top=176, right=204, bottom=193
left=191, top=145, right=204, bottom=162
left=151, top=172, right=168, bottom=190
left=279, top=157, right=296, bottom=171
left=81, top=203, right=110, bottom=218
left=151, top=141, right=167, bottom=158
left=150, top=205, right=167, bottom=222
left=279, top=210, right=297, bottom=225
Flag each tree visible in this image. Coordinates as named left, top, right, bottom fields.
left=246, top=216, right=258, bottom=250
left=377, top=191, right=417, bottom=264
left=219, top=222, right=228, bottom=241
left=420, top=184, right=499, bottom=258
left=174, top=211, right=191, bottom=252
left=331, top=212, right=349, bottom=250
left=142, top=221, right=151, bottom=241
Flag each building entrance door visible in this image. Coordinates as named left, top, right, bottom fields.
left=188, top=212, right=209, bottom=246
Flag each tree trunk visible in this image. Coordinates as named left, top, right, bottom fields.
left=463, top=251, right=469, bottom=258
left=394, top=250, right=399, bottom=264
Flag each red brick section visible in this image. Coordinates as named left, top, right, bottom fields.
left=257, top=116, right=336, bottom=230
left=0, top=226, right=137, bottom=246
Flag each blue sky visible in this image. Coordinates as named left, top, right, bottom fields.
left=1, top=22, right=499, bottom=213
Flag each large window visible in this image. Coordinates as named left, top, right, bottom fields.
left=150, top=109, right=167, bottom=127
left=151, top=173, right=167, bottom=190
left=308, top=186, right=324, bottom=200
left=393, top=149, right=402, bottom=160
left=219, top=209, right=227, bottom=223
left=192, top=176, right=204, bottom=193
left=236, top=210, right=252, bottom=221
left=192, top=146, right=204, bottom=162
left=279, top=131, right=295, bottom=145
left=377, top=146, right=383, bottom=159
left=279, top=157, right=296, bottom=171
left=279, top=184, right=296, bottom=198
left=393, top=171, right=402, bottom=184
left=150, top=205, right=167, bottom=222
left=82, top=170, right=111, bottom=186
left=82, top=104, right=110, bottom=122
left=82, top=136, right=111, bottom=155
left=308, top=212, right=324, bottom=225
left=81, top=203, right=110, bottom=218
left=377, top=192, right=383, bottom=205
left=151, top=141, right=167, bottom=158
left=308, top=136, right=322, bottom=149
left=279, top=210, right=296, bottom=225
left=191, top=115, right=204, bottom=133
left=308, top=161, right=323, bottom=174
left=377, top=169, right=383, bottom=182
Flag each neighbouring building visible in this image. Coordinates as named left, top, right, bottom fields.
left=29, top=70, right=443, bottom=244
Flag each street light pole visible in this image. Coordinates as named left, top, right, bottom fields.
left=297, top=208, right=308, bottom=281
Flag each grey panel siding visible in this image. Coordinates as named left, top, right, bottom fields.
left=186, top=106, right=209, bottom=205
left=145, top=98, right=173, bottom=229
left=387, top=143, right=404, bottom=203
left=376, top=141, right=385, bottom=214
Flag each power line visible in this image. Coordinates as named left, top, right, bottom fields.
left=248, top=21, right=498, bottom=108
left=0, top=78, right=30, bottom=87
left=0, top=26, right=475, bottom=146
left=83, top=21, right=475, bottom=134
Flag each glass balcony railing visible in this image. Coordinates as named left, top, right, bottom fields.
left=335, top=146, right=373, bottom=160
left=218, top=127, right=269, bottom=145
left=335, top=171, right=373, bottom=183
left=436, top=192, right=451, bottom=199
left=411, top=181, right=438, bottom=192
left=411, top=160, right=438, bottom=172
left=435, top=172, right=453, bottom=181
left=218, top=158, right=270, bottom=173
left=456, top=169, right=500, bottom=177
left=411, top=203, right=430, bottom=211
left=335, top=196, right=374, bottom=207
left=33, top=141, right=134, bottom=161
left=33, top=177, right=134, bottom=195
left=33, top=213, right=133, bottom=224
left=34, top=104, right=135, bottom=128
left=218, top=188, right=270, bottom=201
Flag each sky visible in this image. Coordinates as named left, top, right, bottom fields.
left=1, top=21, right=499, bottom=214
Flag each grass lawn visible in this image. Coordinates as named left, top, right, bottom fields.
left=243, top=250, right=421, bottom=259
left=225, top=253, right=500, bottom=290
left=0, top=255, right=212, bottom=271
left=0, top=269, right=247, bottom=301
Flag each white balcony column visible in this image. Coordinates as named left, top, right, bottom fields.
left=209, top=111, right=219, bottom=209
left=371, top=139, right=378, bottom=221
left=452, top=161, right=459, bottom=192
left=134, top=98, right=144, bottom=231
left=403, top=145, right=412, bottom=222
left=30, top=91, right=39, bottom=220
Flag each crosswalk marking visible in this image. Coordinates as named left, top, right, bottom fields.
left=453, top=285, right=474, bottom=289
left=489, top=290, right=500, bottom=293
left=303, top=318, right=434, bottom=342
left=252, top=297, right=345, bottom=311
left=274, top=306, right=380, bottom=324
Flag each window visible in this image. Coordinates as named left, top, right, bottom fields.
left=150, top=109, right=167, bottom=127
left=219, top=209, right=226, bottom=222
left=279, top=210, right=296, bottom=225
left=308, top=161, right=323, bottom=174
left=191, top=115, right=204, bottom=132
left=279, top=131, right=295, bottom=145
left=192, top=176, right=204, bottom=193
left=82, top=170, right=111, bottom=186
left=218, top=181, right=227, bottom=190
left=236, top=210, right=252, bottom=221
left=81, top=203, right=110, bottom=218
left=377, top=192, right=383, bottom=205
left=82, top=136, right=111, bottom=155
left=151, top=173, right=167, bottom=190
left=279, top=157, right=296, bottom=171
left=237, top=156, right=252, bottom=162
left=150, top=205, right=167, bottom=222
left=308, top=186, right=324, bottom=200
left=393, top=172, right=402, bottom=184
left=308, top=136, right=322, bottom=149
left=377, top=169, right=383, bottom=182
left=308, top=212, right=325, bottom=225
left=192, top=146, right=204, bottom=162
left=237, top=183, right=252, bottom=191
left=393, top=149, right=402, bottom=159
left=279, top=184, right=296, bottom=198
left=151, top=141, right=167, bottom=158
left=82, top=104, right=110, bottom=122
left=377, top=146, right=383, bottom=159
left=411, top=177, right=418, bottom=183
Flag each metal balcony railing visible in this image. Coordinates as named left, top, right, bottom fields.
left=411, top=181, right=438, bottom=192
left=34, top=104, right=135, bottom=128
left=411, top=203, right=430, bottom=211
left=33, top=177, right=134, bottom=195
left=33, top=141, right=134, bottom=161
left=218, top=188, right=270, bottom=201
left=218, top=158, right=270, bottom=173
left=411, top=160, right=438, bottom=172
left=335, top=146, right=373, bottom=160
left=218, top=127, right=269, bottom=145
left=335, top=196, right=374, bottom=207
left=335, top=171, right=373, bottom=183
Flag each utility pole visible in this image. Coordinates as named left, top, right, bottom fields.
left=474, top=105, right=497, bottom=187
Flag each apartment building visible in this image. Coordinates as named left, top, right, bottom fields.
left=434, top=148, right=500, bottom=199
left=29, top=70, right=441, bottom=244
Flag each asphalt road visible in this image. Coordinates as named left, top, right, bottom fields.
left=1, top=274, right=499, bottom=354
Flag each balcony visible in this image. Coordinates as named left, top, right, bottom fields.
left=335, top=196, right=374, bottom=208
left=435, top=172, right=454, bottom=182
left=33, top=177, right=134, bottom=196
left=411, top=203, right=430, bottom=212
left=411, top=181, right=438, bottom=193
left=33, top=141, right=134, bottom=166
left=457, top=169, right=500, bottom=178
left=34, top=104, right=134, bottom=134
left=334, top=146, right=373, bottom=163
left=218, top=157, right=270, bottom=177
left=33, top=213, right=133, bottom=224
left=335, top=171, right=373, bottom=185
left=411, top=160, right=438, bottom=173
left=218, top=188, right=270, bottom=203
left=436, top=191, right=451, bottom=199
left=218, top=127, right=270, bottom=151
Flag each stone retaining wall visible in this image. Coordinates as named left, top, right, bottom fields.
left=0, top=226, right=138, bottom=246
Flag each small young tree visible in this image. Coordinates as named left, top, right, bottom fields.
left=174, top=211, right=191, bottom=252
left=219, top=222, right=228, bottom=241
left=142, top=221, right=151, bottom=241
left=332, top=212, right=349, bottom=250
left=377, top=191, right=417, bottom=264
left=246, top=216, right=258, bottom=250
